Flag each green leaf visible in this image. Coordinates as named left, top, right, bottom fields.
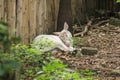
left=0, top=63, right=5, bottom=76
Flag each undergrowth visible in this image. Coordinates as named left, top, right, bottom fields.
left=0, top=22, right=96, bottom=80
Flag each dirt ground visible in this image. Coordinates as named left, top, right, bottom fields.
left=53, top=24, right=120, bottom=80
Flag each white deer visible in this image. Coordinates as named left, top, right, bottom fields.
left=32, top=22, right=74, bottom=53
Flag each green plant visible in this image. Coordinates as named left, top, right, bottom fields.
left=116, top=0, right=120, bottom=3
left=73, top=37, right=81, bottom=46
left=34, top=59, right=82, bottom=80
left=11, top=44, right=45, bottom=79
left=0, top=22, right=20, bottom=53
left=34, top=59, right=96, bottom=80
left=79, top=69, right=96, bottom=80
left=0, top=53, right=21, bottom=80
left=0, top=21, right=96, bottom=80
left=13, top=45, right=95, bottom=80
left=73, top=37, right=88, bottom=47
left=0, top=22, right=21, bottom=80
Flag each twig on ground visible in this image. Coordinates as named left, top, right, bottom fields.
left=74, top=20, right=92, bottom=37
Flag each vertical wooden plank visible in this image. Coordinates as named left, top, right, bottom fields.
left=4, top=0, right=8, bottom=23
left=98, top=0, right=100, bottom=9
left=106, top=0, right=108, bottom=10
left=94, top=0, right=97, bottom=10
left=16, top=0, right=22, bottom=41
left=7, top=0, right=16, bottom=37
left=43, top=0, right=48, bottom=33
left=17, top=0, right=29, bottom=44
left=110, top=0, right=112, bottom=10
left=112, top=0, right=115, bottom=11
left=46, top=0, right=54, bottom=33
left=46, top=0, right=60, bottom=33
left=36, top=0, right=46, bottom=35
left=36, top=0, right=39, bottom=35
left=104, top=0, right=107, bottom=10
left=71, top=0, right=76, bottom=17
left=36, top=0, right=41, bottom=35
left=57, top=0, right=73, bottom=31
left=71, top=0, right=85, bottom=23
left=54, top=0, right=60, bottom=31
left=0, top=0, right=4, bottom=21
left=22, top=0, right=29, bottom=44
left=36, top=0, right=60, bottom=35
left=29, top=0, right=36, bottom=42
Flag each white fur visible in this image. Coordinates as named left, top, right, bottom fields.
left=32, top=35, right=74, bottom=52
left=32, top=22, right=74, bottom=53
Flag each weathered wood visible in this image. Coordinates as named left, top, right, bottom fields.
left=21, top=0, right=29, bottom=44
left=0, top=0, right=59, bottom=44
left=54, top=0, right=60, bottom=31
left=45, top=0, right=60, bottom=33
left=93, top=20, right=109, bottom=28
left=81, top=47, right=98, bottom=55
left=16, top=0, right=22, bottom=39
left=29, top=0, right=36, bottom=42
left=46, top=0, right=54, bottom=33
left=86, top=0, right=96, bottom=10
left=71, top=0, right=84, bottom=25
left=36, top=0, right=46, bottom=35
left=7, top=0, right=16, bottom=37
left=0, top=0, right=4, bottom=21
left=36, top=0, right=59, bottom=35
left=57, top=0, right=73, bottom=31
left=0, top=0, right=117, bottom=44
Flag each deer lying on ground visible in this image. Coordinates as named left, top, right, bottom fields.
left=32, top=22, right=74, bottom=53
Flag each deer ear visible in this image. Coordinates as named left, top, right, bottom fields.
left=53, top=32, right=60, bottom=36
left=64, top=22, right=69, bottom=30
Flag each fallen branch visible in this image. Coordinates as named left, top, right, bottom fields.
left=92, top=19, right=109, bottom=28
left=74, top=20, right=92, bottom=37
left=95, top=27, right=120, bottom=33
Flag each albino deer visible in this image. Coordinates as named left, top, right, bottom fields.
left=32, top=22, right=74, bottom=53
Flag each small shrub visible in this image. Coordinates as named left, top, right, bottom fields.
left=0, top=22, right=21, bottom=53
left=34, top=59, right=82, bottom=80
left=0, top=22, right=96, bottom=80
left=0, top=22, right=21, bottom=80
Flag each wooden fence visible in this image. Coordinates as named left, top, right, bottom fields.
left=0, top=0, right=117, bottom=44
left=85, top=0, right=116, bottom=11
left=57, top=0, right=116, bottom=30
left=0, top=0, right=60, bottom=44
